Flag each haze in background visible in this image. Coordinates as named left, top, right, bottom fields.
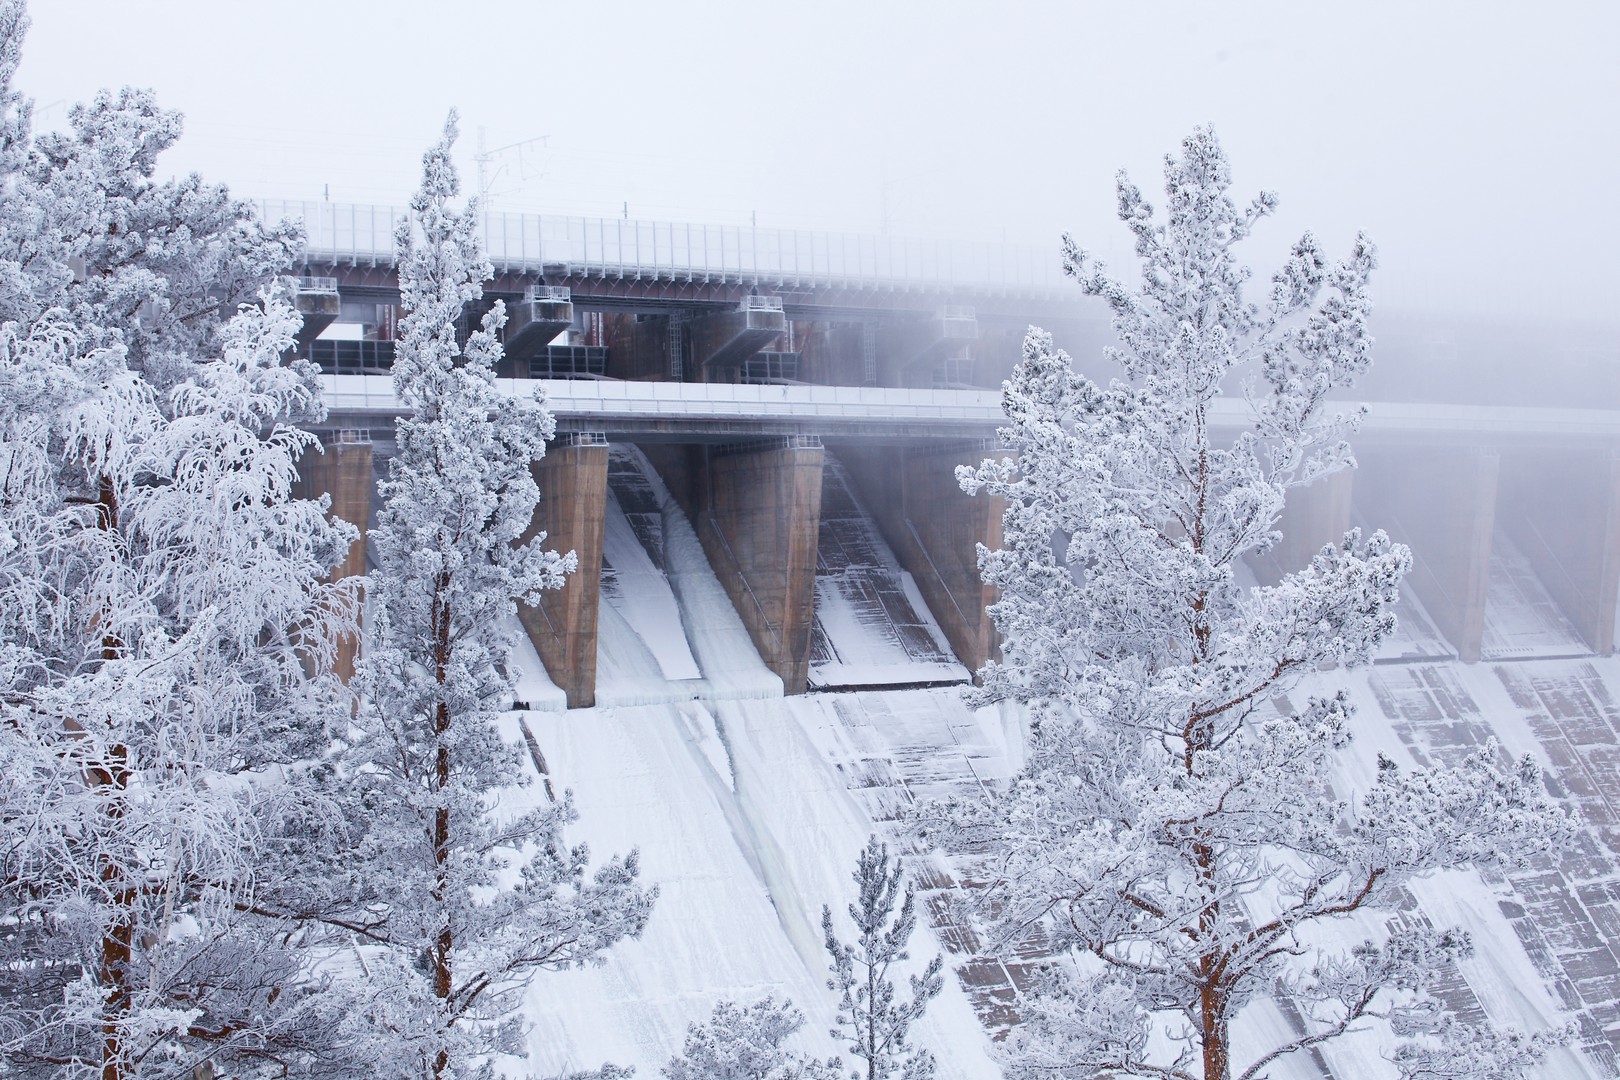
left=20, top=1, right=1619, bottom=326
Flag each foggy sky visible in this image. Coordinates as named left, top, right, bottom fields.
left=18, top=1, right=1620, bottom=325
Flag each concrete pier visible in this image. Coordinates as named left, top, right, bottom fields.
left=649, top=437, right=825, bottom=693
left=293, top=432, right=373, bottom=681
left=518, top=435, right=609, bottom=708
left=838, top=442, right=1003, bottom=674
left=289, top=275, right=340, bottom=346
left=1499, top=449, right=1620, bottom=654
left=879, top=307, right=977, bottom=387
left=500, top=286, right=574, bottom=375
left=689, top=297, right=786, bottom=377
left=1362, top=447, right=1499, bottom=662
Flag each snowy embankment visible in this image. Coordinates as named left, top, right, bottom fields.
left=508, top=449, right=1619, bottom=1079
left=510, top=447, right=998, bottom=1077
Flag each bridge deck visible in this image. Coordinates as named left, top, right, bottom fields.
left=319, top=376, right=1620, bottom=446
left=261, top=199, right=1071, bottom=301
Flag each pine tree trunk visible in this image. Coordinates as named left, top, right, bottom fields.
left=95, top=744, right=133, bottom=1080
left=91, top=477, right=133, bottom=1080
left=1195, top=846, right=1230, bottom=1080
left=430, top=573, right=454, bottom=1080
left=867, top=943, right=879, bottom=1080
left=1189, top=433, right=1230, bottom=1080
left=1200, top=996, right=1230, bottom=1080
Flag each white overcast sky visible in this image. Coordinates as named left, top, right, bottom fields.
left=16, top=1, right=1620, bottom=323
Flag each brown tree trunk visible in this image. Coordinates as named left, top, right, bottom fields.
left=91, top=476, right=134, bottom=1080
left=1194, top=834, right=1229, bottom=1080
left=430, top=573, right=453, bottom=1080
left=94, top=745, right=133, bottom=1080
left=1200, top=988, right=1230, bottom=1080
left=1189, top=421, right=1230, bottom=1080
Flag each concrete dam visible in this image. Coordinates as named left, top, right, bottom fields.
left=279, top=201, right=1620, bottom=1078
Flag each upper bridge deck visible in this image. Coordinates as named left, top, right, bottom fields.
left=321, top=375, right=1620, bottom=449
left=260, top=199, right=1085, bottom=319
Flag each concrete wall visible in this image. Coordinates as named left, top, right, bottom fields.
left=838, top=442, right=1002, bottom=675
left=1498, top=449, right=1620, bottom=655
left=796, top=322, right=865, bottom=387
left=647, top=440, right=825, bottom=693
left=688, top=306, right=783, bottom=378
left=601, top=313, right=672, bottom=381
left=293, top=437, right=373, bottom=682
left=518, top=440, right=609, bottom=708
left=1360, top=447, right=1499, bottom=662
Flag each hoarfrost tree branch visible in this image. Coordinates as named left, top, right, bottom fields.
left=936, top=128, right=1576, bottom=1080
left=822, top=837, right=943, bottom=1080
left=0, top=2, right=364, bottom=1075
left=349, top=114, right=653, bottom=1080
left=662, top=996, right=837, bottom=1080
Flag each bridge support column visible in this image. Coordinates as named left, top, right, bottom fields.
left=1361, top=447, right=1499, bottom=662
left=840, top=442, right=1002, bottom=675
left=499, top=287, right=573, bottom=375
left=683, top=437, right=824, bottom=693
left=294, top=432, right=373, bottom=682
left=1253, top=468, right=1355, bottom=584
left=288, top=276, right=340, bottom=347
left=518, top=435, right=609, bottom=709
left=1499, top=449, right=1620, bottom=655
left=689, top=297, right=786, bottom=379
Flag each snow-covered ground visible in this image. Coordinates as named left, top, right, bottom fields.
left=510, top=446, right=997, bottom=1076
left=809, top=453, right=970, bottom=689
left=506, top=449, right=1620, bottom=1079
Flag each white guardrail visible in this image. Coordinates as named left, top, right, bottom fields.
left=257, top=199, right=1073, bottom=295
left=322, top=377, right=1009, bottom=425
left=317, top=377, right=1620, bottom=440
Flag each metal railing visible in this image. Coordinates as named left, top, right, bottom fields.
left=307, top=339, right=395, bottom=375
left=255, top=199, right=1072, bottom=295
left=524, top=284, right=572, bottom=303
left=530, top=345, right=607, bottom=379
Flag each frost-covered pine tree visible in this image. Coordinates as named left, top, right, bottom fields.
left=0, top=3, right=362, bottom=1075
left=944, top=128, right=1576, bottom=1080
left=350, top=115, right=652, bottom=1079
left=821, top=837, right=943, bottom=1080
left=663, top=997, right=836, bottom=1080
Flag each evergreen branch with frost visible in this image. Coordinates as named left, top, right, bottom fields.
left=0, top=5, right=372, bottom=1072
left=663, top=996, right=840, bottom=1080
left=822, top=837, right=943, bottom=1080
left=928, top=127, right=1577, bottom=1080
left=1390, top=1014, right=1578, bottom=1080
left=341, top=112, right=652, bottom=1079
left=546, top=1066, right=636, bottom=1080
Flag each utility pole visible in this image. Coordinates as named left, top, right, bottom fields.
left=474, top=126, right=550, bottom=211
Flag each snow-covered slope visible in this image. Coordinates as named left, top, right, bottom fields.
left=507, top=452, right=1620, bottom=1079
left=810, top=453, right=970, bottom=689
left=509, top=450, right=999, bottom=1076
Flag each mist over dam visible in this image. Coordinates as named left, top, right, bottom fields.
left=272, top=205, right=1620, bottom=1078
